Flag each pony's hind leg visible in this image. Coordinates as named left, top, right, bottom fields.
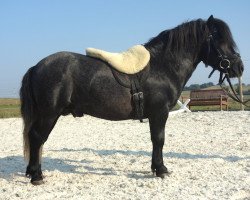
left=25, top=115, right=59, bottom=185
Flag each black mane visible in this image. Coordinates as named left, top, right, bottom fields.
left=145, top=19, right=207, bottom=55
left=145, top=18, right=237, bottom=56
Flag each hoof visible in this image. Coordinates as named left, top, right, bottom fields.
left=156, top=171, right=171, bottom=178
left=156, top=173, right=166, bottom=179
left=31, top=174, right=44, bottom=185
left=155, top=165, right=171, bottom=178
left=26, top=173, right=44, bottom=179
left=31, top=179, right=44, bottom=185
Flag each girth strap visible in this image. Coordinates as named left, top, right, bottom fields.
left=111, top=68, right=146, bottom=122
left=130, top=75, right=144, bottom=122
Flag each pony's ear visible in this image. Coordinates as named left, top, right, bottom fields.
left=207, top=15, right=214, bottom=30
left=208, top=15, right=214, bottom=21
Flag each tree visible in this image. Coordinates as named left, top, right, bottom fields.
left=188, top=84, right=200, bottom=90
left=200, top=82, right=214, bottom=89
left=183, top=82, right=214, bottom=91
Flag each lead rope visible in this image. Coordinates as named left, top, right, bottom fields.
left=218, top=72, right=250, bottom=107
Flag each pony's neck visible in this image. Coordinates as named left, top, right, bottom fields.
left=144, top=20, right=208, bottom=89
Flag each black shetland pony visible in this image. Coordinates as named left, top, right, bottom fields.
left=20, top=16, right=244, bottom=185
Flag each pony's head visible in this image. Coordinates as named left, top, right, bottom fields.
left=202, top=15, right=244, bottom=78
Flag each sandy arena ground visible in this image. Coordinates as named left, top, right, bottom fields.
left=0, top=111, right=249, bottom=200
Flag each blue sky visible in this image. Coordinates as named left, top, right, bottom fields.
left=0, top=0, right=249, bottom=97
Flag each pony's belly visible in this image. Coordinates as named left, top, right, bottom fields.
left=85, top=100, right=134, bottom=120
left=68, top=94, right=134, bottom=120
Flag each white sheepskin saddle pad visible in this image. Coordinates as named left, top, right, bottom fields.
left=86, top=45, right=150, bottom=74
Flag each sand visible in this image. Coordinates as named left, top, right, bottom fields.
left=0, top=111, right=249, bottom=200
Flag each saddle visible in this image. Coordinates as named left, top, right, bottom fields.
left=86, top=45, right=150, bottom=74
left=86, top=45, right=150, bottom=122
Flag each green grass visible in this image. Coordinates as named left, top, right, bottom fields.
left=0, top=98, right=21, bottom=118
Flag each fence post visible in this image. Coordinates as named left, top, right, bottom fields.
left=238, top=77, right=244, bottom=111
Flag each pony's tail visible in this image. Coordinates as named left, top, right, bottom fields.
left=20, top=67, right=36, bottom=161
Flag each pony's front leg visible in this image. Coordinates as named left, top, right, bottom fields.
left=149, top=111, right=169, bottom=178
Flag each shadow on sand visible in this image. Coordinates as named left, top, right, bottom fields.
left=52, top=147, right=250, bottom=162
left=0, top=148, right=249, bottom=181
left=0, top=156, right=92, bottom=180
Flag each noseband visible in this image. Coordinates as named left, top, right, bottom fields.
left=205, top=32, right=249, bottom=107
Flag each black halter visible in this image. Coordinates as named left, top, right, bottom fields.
left=205, top=32, right=249, bottom=107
